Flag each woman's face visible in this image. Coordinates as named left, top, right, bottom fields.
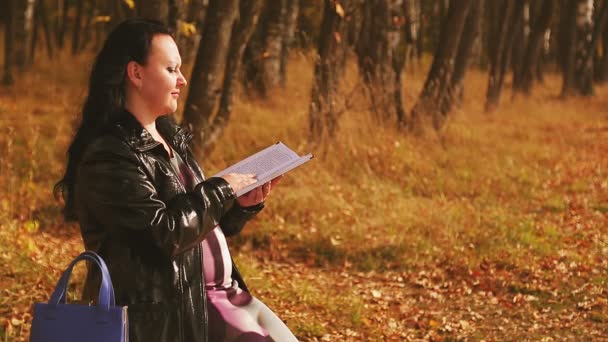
left=138, top=34, right=187, bottom=115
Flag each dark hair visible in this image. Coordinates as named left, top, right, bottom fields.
left=55, top=18, right=172, bottom=221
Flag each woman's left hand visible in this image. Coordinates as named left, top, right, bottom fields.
left=236, top=175, right=282, bottom=207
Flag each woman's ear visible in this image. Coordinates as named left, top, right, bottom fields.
left=126, top=61, right=143, bottom=89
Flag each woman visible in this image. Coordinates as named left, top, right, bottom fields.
left=55, top=18, right=297, bottom=342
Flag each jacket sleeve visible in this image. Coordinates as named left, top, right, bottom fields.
left=219, top=202, right=264, bottom=237
left=75, top=137, right=236, bottom=256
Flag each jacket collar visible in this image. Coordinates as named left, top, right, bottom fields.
left=114, top=110, right=193, bottom=153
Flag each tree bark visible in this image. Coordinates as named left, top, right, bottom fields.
left=56, top=0, right=69, bottom=49
left=309, top=0, right=351, bottom=143
left=440, top=0, right=481, bottom=117
left=280, top=0, right=300, bottom=87
left=136, top=0, right=168, bottom=22
left=514, top=0, right=554, bottom=94
left=579, top=0, right=608, bottom=92
left=356, top=0, right=406, bottom=125
left=260, top=0, right=288, bottom=95
left=409, top=0, right=472, bottom=131
left=72, top=0, right=84, bottom=55
left=3, top=0, right=15, bottom=85
left=485, top=0, right=521, bottom=112
left=599, top=10, right=608, bottom=82
left=202, top=0, right=265, bottom=153
left=182, top=0, right=240, bottom=155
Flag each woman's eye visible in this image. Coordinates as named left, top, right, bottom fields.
left=167, top=67, right=176, bottom=73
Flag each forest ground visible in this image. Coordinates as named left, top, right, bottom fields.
left=1, top=52, right=608, bottom=341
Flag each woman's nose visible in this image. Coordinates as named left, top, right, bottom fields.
left=178, top=71, right=187, bottom=87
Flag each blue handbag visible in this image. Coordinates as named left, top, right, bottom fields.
left=30, top=251, right=128, bottom=342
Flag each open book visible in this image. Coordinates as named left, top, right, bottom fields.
left=212, top=142, right=313, bottom=197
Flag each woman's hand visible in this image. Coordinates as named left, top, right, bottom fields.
left=220, top=173, right=258, bottom=195
left=236, top=175, right=282, bottom=207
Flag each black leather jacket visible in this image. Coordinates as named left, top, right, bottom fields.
left=74, top=112, right=262, bottom=342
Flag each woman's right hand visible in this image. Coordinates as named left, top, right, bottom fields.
left=220, top=173, right=257, bottom=195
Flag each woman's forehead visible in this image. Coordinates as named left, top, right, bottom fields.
left=149, top=34, right=180, bottom=62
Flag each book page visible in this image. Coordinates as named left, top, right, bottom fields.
left=213, top=142, right=313, bottom=196
left=214, top=142, right=298, bottom=179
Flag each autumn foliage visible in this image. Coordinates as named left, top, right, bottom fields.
left=1, top=50, right=608, bottom=340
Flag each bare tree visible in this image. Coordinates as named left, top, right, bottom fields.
left=183, top=0, right=265, bottom=155
left=356, top=0, right=407, bottom=125
left=440, top=0, right=481, bottom=116
left=485, top=0, right=521, bottom=112
left=3, top=0, right=15, bottom=85
left=309, top=0, right=352, bottom=143
left=513, top=0, right=555, bottom=94
left=280, top=0, right=300, bottom=87
left=136, top=0, right=168, bottom=22
left=203, top=0, right=265, bottom=152
left=409, top=0, right=472, bottom=131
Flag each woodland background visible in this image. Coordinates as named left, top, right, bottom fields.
left=1, top=0, right=608, bottom=340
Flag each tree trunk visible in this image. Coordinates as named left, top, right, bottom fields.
left=579, top=0, right=608, bottom=91
left=260, top=0, right=288, bottom=96
left=356, top=0, right=406, bottom=125
left=279, top=0, right=300, bottom=87
left=409, top=0, right=472, bottom=131
left=39, top=0, right=54, bottom=58
left=440, top=0, right=481, bottom=117
left=136, top=0, right=168, bottom=22
left=573, top=0, right=595, bottom=95
left=599, top=10, right=608, bottom=82
left=309, top=0, right=351, bottom=143
left=29, top=0, right=40, bottom=65
left=485, top=0, right=520, bottom=112
left=404, top=0, right=422, bottom=71
left=178, top=0, right=208, bottom=64
left=3, top=0, right=15, bottom=85
left=182, top=0, right=240, bottom=155
left=14, top=0, right=34, bottom=70
left=511, top=0, right=529, bottom=89
left=72, top=0, right=84, bottom=55
left=56, top=0, right=69, bottom=49
left=79, top=0, right=96, bottom=52
left=514, top=0, right=554, bottom=94
left=202, top=0, right=265, bottom=153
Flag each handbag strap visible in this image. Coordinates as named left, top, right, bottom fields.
left=49, top=251, right=116, bottom=312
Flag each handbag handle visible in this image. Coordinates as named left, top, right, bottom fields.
left=49, top=251, right=116, bottom=312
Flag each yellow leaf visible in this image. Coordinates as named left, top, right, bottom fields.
left=335, top=3, right=345, bottom=18
left=429, top=319, right=440, bottom=328
left=11, top=318, right=24, bottom=326
left=180, top=22, right=197, bottom=37
left=93, top=16, right=112, bottom=23
left=123, top=0, right=135, bottom=9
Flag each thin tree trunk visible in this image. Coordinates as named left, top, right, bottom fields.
left=309, top=0, right=351, bottom=143
left=579, top=0, right=608, bottom=92
left=485, top=0, right=520, bottom=112
left=79, top=0, right=96, bottom=52
left=514, top=0, right=554, bottom=94
left=409, top=0, right=472, bottom=131
left=511, top=0, right=529, bottom=89
left=182, top=0, right=239, bottom=155
left=260, top=0, right=287, bottom=96
left=39, top=0, right=54, bottom=58
left=440, top=0, right=481, bottom=117
left=56, top=0, right=69, bottom=49
left=279, top=0, right=300, bottom=87
left=202, top=0, right=265, bottom=153
left=136, top=0, right=168, bottom=22
left=3, top=0, right=15, bottom=85
left=599, top=13, right=608, bottom=82
left=72, top=0, right=84, bottom=55
left=29, top=0, right=40, bottom=65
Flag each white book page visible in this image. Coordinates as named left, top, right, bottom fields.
left=213, top=142, right=313, bottom=196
